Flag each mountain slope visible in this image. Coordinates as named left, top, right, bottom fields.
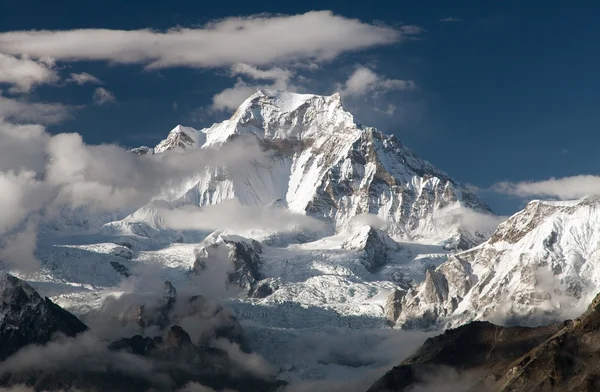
left=391, top=196, right=600, bottom=330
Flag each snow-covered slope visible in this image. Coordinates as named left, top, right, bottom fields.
left=119, top=89, right=493, bottom=249
left=130, top=125, right=206, bottom=155
left=392, top=196, right=600, bottom=330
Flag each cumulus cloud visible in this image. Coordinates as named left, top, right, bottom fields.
left=0, top=53, right=58, bottom=93
left=492, top=175, right=600, bottom=200
left=337, top=66, right=416, bottom=98
left=0, top=93, right=72, bottom=124
left=66, top=72, right=103, bottom=85
left=93, top=87, right=116, bottom=105
left=0, top=12, right=407, bottom=70
left=211, top=79, right=265, bottom=111
left=433, top=202, right=506, bottom=237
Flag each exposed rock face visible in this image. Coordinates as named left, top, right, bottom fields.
left=393, top=256, right=475, bottom=329
left=385, top=289, right=404, bottom=324
left=342, top=225, right=401, bottom=271
left=367, top=291, right=600, bottom=392
left=0, top=273, right=88, bottom=361
left=194, top=232, right=264, bottom=290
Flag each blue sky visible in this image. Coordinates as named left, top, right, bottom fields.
left=1, top=1, right=599, bottom=214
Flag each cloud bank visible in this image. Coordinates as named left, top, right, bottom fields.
left=0, top=12, right=406, bottom=70
left=492, top=175, right=600, bottom=200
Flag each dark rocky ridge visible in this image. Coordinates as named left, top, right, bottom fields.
left=0, top=273, right=88, bottom=361
left=367, top=291, right=600, bottom=392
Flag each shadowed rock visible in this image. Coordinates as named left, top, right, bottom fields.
left=0, top=274, right=88, bottom=361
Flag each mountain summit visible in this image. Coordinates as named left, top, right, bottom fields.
left=121, top=90, right=493, bottom=249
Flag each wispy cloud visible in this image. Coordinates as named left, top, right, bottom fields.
left=440, top=17, right=462, bottom=23
left=0, top=12, right=410, bottom=70
left=66, top=72, right=103, bottom=85
left=491, top=175, right=600, bottom=200
left=93, top=87, right=116, bottom=105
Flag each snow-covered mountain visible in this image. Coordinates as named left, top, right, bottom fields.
left=115, top=89, right=493, bottom=250
left=3, top=89, right=540, bottom=387
left=391, top=196, right=600, bottom=330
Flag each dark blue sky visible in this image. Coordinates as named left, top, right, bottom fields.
left=2, top=0, right=599, bottom=214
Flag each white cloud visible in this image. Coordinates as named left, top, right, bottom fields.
left=66, top=72, right=103, bottom=85
left=211, top=79, right=260, bottom=111
left=93, top=87, right=116, bottom=105
left=492, top=175, right=600, bottom=200
left=0, top=92, right=72, bottom=124
left=337, top=66, right=416, bottom=98
left=0, top=53, right=58, bottom=93
left=433, top=203, right=506, bottom=237
left=0, top=12, right=408, bottom=70
left=230, top=63, right=293, bottom=82
left=440, top=17, right=462, bottom=23
left=160, top=200, right=326, bottom=234
left=399, top=25, right=425, bottom=37
left=211, top=64, right=297, bottom=111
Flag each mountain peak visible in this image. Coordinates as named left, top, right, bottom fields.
left=153, top=124, right=204, bottom=154
left=203, top=89, right=355, bottom=147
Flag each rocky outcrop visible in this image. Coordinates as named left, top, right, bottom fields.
left=367, top=291, right=600, bottom=392
left=249, top=280, right=279, bottom=299
left=385, top=289, right=405, bottom=324
left=0, top=274, right=88, bottom=361
left=392, top=256, right=475, bottom=329
left=342, top=225, right=401, bottom=272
